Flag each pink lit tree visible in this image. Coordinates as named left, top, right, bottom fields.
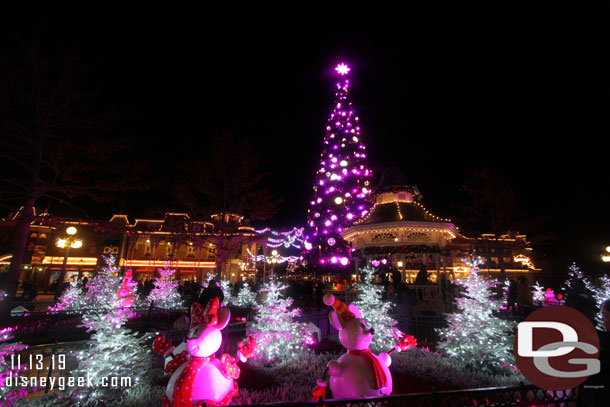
left=304, top=63, right=373, bottom=267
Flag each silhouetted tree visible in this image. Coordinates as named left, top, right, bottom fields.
left=460, top=169, right=551, bottom=281
left=172, top=132, right=279, bottom=280
left=0, top=33, right=147, bottom=315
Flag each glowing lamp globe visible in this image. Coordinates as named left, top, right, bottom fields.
left=335, top=197, right=343, bottom=204
left=66, top=226, right=77, bottom=235
left=71, top=240, right=83, bottom=249
left=340, top=257, right=349, bottom=266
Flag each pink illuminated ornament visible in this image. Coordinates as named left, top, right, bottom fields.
left=372, top=260, right=380, bottom=267
left=156, top=299, right=256, bottom=407
left=331, top=257, right=338, bottom=264
left=340, top=257, right=349, bottom=266
left=335, top=63, right=351, bottom=75
left=304, top=241, right=313, bottom=251
left=328, top=237, right=336, bottom=246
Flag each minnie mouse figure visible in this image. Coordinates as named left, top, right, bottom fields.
left=153, top=297, right=256, bottom=406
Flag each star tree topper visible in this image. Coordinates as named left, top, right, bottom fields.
left=335, top=63, right=350, bottom=75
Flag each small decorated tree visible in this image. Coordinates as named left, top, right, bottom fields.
left=83, top=254, right=122, bottom=310
left=532, top=281, right=546, bottom=306
left=219, top=280, right=234, bottom=306
left=49, top=279, right=85, bottom=313
left=145, top=266, right=183, bottom=309
left=0, top=327, right=36, bottom=405
left=437, top=257, right=516, bottom=375
left=563, top=263, right=599, bottom=325
left=233, top=282, right=256, bottom=308
left=589, top=274, right=610, bottom=331
left=53, top=310, right=153, bottom=405
left=353, top=266, right=403, bottom=352
left=247, top=280, right=309, bottom=364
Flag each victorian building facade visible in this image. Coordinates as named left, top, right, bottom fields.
left=1, top=210, right=267, bottom=291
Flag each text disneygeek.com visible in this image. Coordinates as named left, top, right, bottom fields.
left=5, top=372, right=133, bottom=391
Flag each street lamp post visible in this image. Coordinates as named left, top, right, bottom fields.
left=266, top=249, right=280, bottom=282
left=55, top=226, right=83, bottom=299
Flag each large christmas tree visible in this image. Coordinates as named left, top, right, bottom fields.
left=304, top=63, right=373, bottom=267
left=353, top=266, right=403, bottom=352
left=436, top=257, right=516, bottom=375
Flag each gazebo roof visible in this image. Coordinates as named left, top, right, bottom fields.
left=360, top=201, right=441, bottom=224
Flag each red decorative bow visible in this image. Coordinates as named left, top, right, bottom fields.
left=153, top=334, right=174, bottom=358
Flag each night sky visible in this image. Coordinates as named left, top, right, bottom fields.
left=1, top=16, right=607, bottom=275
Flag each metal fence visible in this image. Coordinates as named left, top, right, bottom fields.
left=227, top=385, right=579, bottom=407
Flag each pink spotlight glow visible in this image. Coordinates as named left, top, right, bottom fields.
left=330, top=256, right=338, bottom=264
left=340, top=257, right=349, bottom=266
left=335, top=63, right=350, bottom=75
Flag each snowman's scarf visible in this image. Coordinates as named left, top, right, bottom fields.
left=348, top=349, right=387, bottom=390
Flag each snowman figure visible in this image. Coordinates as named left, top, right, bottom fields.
left=312, top=294, right=416, bottom=400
